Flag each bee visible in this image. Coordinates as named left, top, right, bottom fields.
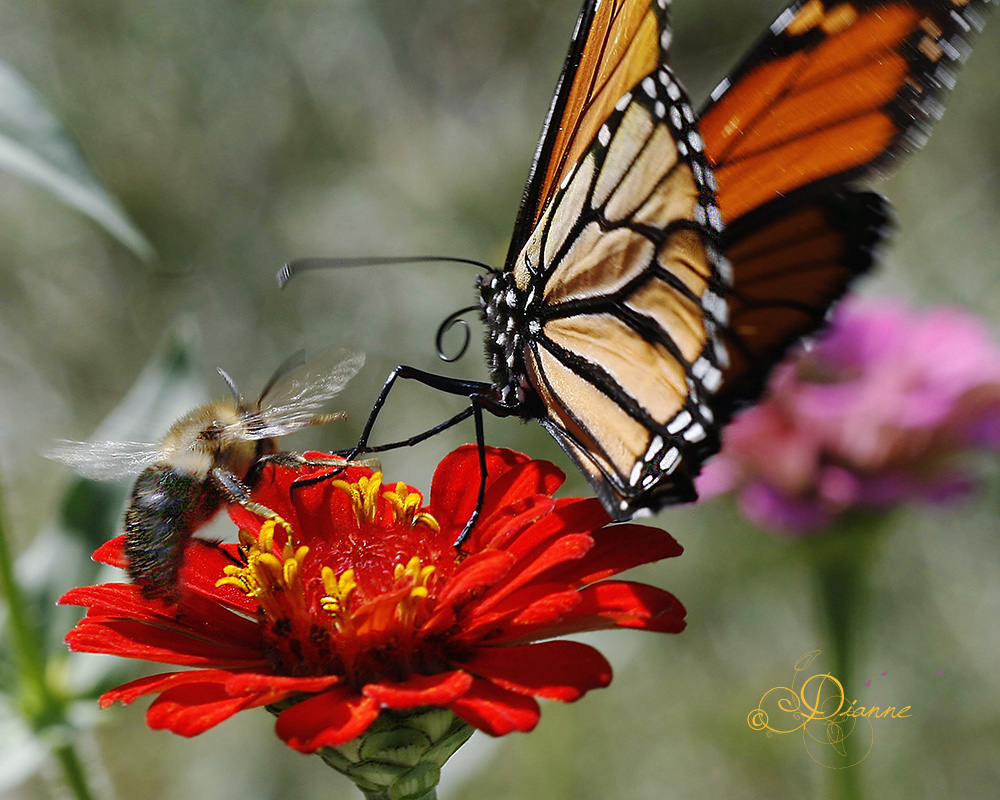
left=50, top=351, right=364, bottom=600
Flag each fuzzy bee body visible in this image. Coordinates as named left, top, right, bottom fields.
left=125, top=464, right=220, bottom=597
left=51, top=352, right=364, bottom=601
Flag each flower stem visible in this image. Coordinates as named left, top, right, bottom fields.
left=803, top=515, right=887, bottom=800
left=0, top=487, right=100, bottom=800
left=51, top=740, right=101, bottom=800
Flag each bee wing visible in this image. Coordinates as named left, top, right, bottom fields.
left=252, top=351, right=365, bottom=438
left=47, top=439, right=162, bottom=480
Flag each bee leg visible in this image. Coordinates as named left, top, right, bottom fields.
left=210, top=467, right=283, bottom=520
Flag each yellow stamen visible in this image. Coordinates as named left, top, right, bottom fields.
left=332, top=473, right=384, bottom=523
left=331, top=472, right=440, bottom=532
left=320, top=566, right=357, bottom=623
left=383, top=482, right=441, bottom=532
left=392, top=555, right=437, bottom=625
left=216, top=515, right=307, bottom=616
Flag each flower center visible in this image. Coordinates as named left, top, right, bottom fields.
left=216, top=473, right=453, bottom=682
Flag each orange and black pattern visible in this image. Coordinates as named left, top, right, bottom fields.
left=713, top=187, right=890, bottom=420
left=701, top=0, right=997, bottom=221
left=479, top=0, right=993, bottom=521
left=507, top=0, right=675, bottom=263
left=699, top=0, right=994, bottom=423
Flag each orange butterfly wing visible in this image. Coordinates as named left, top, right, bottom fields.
left=506, top=0, right=671, bottom=262
left=713, top=188, right=890, bottom=420
left=700, top=0, right=996, bottom=223
left=698, top=0, right=994, bottom=420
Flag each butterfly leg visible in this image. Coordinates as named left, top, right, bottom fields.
left=283, top=406, right=476, bottom=491
left=452, top=398, right=487, bottom=548
left=351, top=365, right=491, bottom=457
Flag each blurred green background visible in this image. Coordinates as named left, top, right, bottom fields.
left=1, top=0, right=998, bottom=798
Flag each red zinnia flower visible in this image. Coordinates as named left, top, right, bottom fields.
left=61, top=446, right=685, bottom=755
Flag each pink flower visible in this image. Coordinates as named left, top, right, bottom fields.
left=698, top=298, right=1000, bottom=532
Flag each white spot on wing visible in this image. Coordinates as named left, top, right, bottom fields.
left=683, top=423, right=706, bottom=443
left=659, top=447, right=680, bottom=472
left=667, top=410, right=692, bottom=434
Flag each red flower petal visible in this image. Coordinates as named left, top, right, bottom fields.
left=542, top=523, right=683, bottom=587
left=454, top=585, right=579, bottom=640
left=92, top=536, right=127, bottom=568
left=492, top=581, right=687, bottom=643
left=223, top=672, right=342, bottom=698
left=472, top=495, right=557, bottom=551
left=61, top=583, right=262, bottom=649
left=363, top=671, right=473, bottom=709
left=147, top=682, right=263, bottom=736
left=431, top=446, right=560, bottom=538
left=509, top=589, right=581, bottom=626
left=275, top=686, right=380, bottom=752
left=481, top=458, right=565, bottom=508
left=66, top=618, right=266, bottom=667
left=432, top=550, right=515, bottom=610
left=455, top=641, right=611, bottom=701
left=469, top=534, right=593, bottom=615
left=448, top=678, right=541, bottom=736
left=100, top=669, right=236, bottom=708
left=82, top=537, right=257, bottom=614
left=176, top=541, right=259, bottom=612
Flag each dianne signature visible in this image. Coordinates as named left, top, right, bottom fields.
left=747, top=651, right=911, bottom=768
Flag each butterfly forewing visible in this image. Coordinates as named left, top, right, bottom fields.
left=700, top=0, right=997, bottom=222
left=497, top=62, right=729, bottom=519
left=509, top=0, right=674, bottom=259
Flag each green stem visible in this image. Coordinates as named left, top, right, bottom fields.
left=51, top=741, right=100, bottom=800
left=0, top=488, right=100, bottom=800
left=801, top=515, right=887, bottom=800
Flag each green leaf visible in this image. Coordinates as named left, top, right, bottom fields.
left=0, top=58, right=154, bottom=261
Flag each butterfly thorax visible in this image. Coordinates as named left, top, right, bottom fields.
left=478, top=271, right=540, bottom=416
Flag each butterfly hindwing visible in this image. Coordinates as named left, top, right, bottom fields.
left=713, top=187, right=892, bottom=423
left=700, top=0, right=997, bottom=222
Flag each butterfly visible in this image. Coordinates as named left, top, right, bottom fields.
left=281, top=0, right=995, bottom=535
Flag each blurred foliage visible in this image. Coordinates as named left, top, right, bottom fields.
left=0, top=57, right=152, bottom=260
left=1, top=0, right=998, bottom=798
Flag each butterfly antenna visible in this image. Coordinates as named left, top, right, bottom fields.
left=435, top=304, right=481, bottom=363
left=278, top=256, right=496, bottom=288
